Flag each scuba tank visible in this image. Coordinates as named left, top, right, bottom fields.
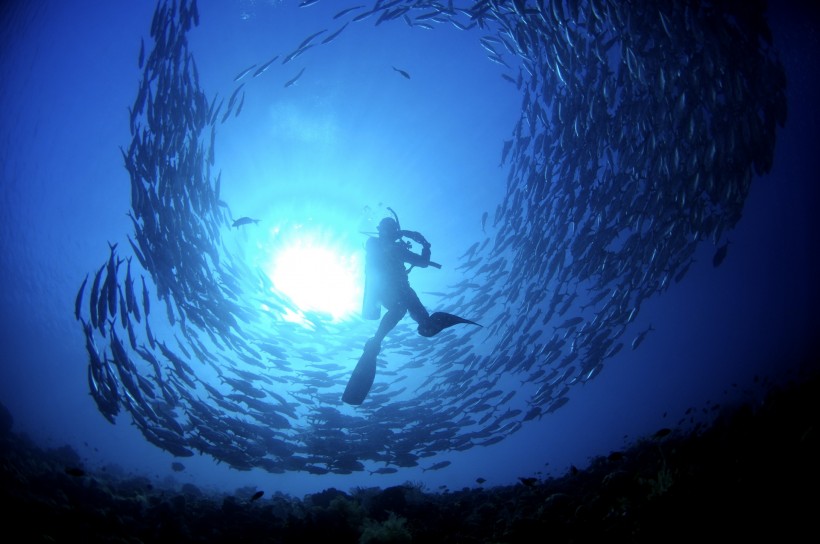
left=360, top=208, right=403, bottom=321
left=361, top=207, right=441, bottom=320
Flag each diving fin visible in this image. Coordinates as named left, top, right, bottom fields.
left=342, top=339, right=380, bottom=405
left=418, top=312, right=482, bottom=337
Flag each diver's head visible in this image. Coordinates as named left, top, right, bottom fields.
left=377, top=217, right=400, bottom=241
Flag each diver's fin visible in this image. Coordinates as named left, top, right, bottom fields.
left=418, top=312, right=482, bottom=337
left=342, top=340, right=380, bottom=405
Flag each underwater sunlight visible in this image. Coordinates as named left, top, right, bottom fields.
left=267, top=237, right=363, bottom=322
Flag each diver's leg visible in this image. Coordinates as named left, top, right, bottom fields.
left=347, top=304, right=405, bottom=405
left=372, top=304, right=406, bottom=346
left=404, top=288, right=434, bottom=336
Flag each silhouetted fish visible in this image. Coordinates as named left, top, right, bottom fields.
left=232, top=217, right=260, bottom=228
left=233, top=63, right=256, bottom=82
left=392, top=65, right=410, bottom=79
left=369, top=467, right=399, bottom=475
left=75, top=273, right=88, bottom=321
left=653, top=428, right=672, bottom=440
left=423, top=460, right=451, bottom=472
left=631, top=324, right=655, bottom=350
left=713, top=240, right=730, bottom=267
left=518, top=477, right=538, bottom=487
left=284, top=67, right=306, bottom=87
left=253, top=55, right=279, bottom=77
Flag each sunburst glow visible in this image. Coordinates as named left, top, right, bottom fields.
left=268, top=239, right=363, bottom=321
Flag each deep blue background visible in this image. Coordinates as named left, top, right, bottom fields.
left=1, top=1, right=817, bottom=497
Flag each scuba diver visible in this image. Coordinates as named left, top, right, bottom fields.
left=343, top=210, right=480, bottom=405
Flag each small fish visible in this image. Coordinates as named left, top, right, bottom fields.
left=138, top=37, right=145, bottom=69
left=250, top=490, right=264, bottom=501
left=392, top=65, right=410, bottom=79
left=369, top=467, right=399, bottom=475
left=65, top=467, right=86, bottom=477
left=171, top=462, right=185, bottom=472
left=232, top=217, right=260, bottom=228
left=652, top=427, right=672, bottom=440
left=253, top=55, right=279, bottom=77
left=607, top=451, right=624, bottom=462
left=476, top=477, right=486, bottom=484
left=89, top=263, right=106, bottom=328
left=321, top=23, right=348, bottom=45
left=334, top=5, right=364, bottom=19
left=284, top=67, right=306, bottom=88
left=518, top=477, right=538, bottom=487
left=423, top=460, right=451, bottom=472
left=555, top=316, right=584, bottom=330
left=713, top=240, right=730, bottom=267
left=141, top=274, right=150, bottom=317
left=233, top=64, right=257, bottom=82
left=75, top=273, right=89, bottom=321
left=296, top=28, right=327, bottom=50
left=227, top=83, right=245, bottom=111
left=631, top=324, right=655, bottom=350
left=234, top=92, right=245, bottom=117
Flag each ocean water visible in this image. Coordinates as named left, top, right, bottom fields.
left=0, top=0, right=818, bottom=503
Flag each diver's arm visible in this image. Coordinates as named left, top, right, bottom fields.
left=401, top=230, right=431, bottom=267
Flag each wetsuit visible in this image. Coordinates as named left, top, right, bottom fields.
left=364, top=234, right=432, bottom=343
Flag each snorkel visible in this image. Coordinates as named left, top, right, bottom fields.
left=387, top=206, right=401, bottom=233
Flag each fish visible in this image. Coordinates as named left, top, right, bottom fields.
left=138, top=37, right=145, bottom=69
left=631, top=324, right=655, bottom=350
left=75, top=273, right=89, bottom=321
left=555, top=316, right=584, bottom=330
left=333, top=5, right=364, bottom=19
left=282, top=44, right=314, bottom=65
left=124, top=257, right=139, bottom=322
left=369, top=467, right=399, bottom=475
left=296, top=28, right=327, bottom=51
left=284, top=67, right=306, bottom=87
left=233, top=63, right=256, bottom=82
left=518, top=477, right=538, bottom=487
left=607, top=451, right=625, bottom=462
left=423, top=460, right=451, bottom=472
left=652, top=428, right=672, bottom=440
left=65, top=467, right=85, bottom=477
left=476, top=477, right=487, bottom=484
left=253, top=55, right=279, bottom=77
left=140, top=275, right=150, bottom=317
left=234, top=92, right=245, bottom=117
left=713, top=240, right=730, bottom=267
left=392, top=65, right=410, bottom=79
left=321, top=23, right=348, bottom=45
left=88, top=264, right=106, bottom=328
left=250, top=490, right=264, bottom=501
left=232, top=217, right=260, bottom=228
left=145, top=318, right=156, bottom=350
left=226, top=83, right=245, bottom=112
left=171, top=462, right=185, bottom=472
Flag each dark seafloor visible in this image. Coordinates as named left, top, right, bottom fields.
left=2, top=357, right=817, bottom=543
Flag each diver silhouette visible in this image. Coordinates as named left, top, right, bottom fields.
left=342, top=211, right=480, bottom=405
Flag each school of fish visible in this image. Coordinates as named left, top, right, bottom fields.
left=74, top=0, right=786, bottom=475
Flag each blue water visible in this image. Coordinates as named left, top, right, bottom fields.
left=0, top=1, right=818, bottom=499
